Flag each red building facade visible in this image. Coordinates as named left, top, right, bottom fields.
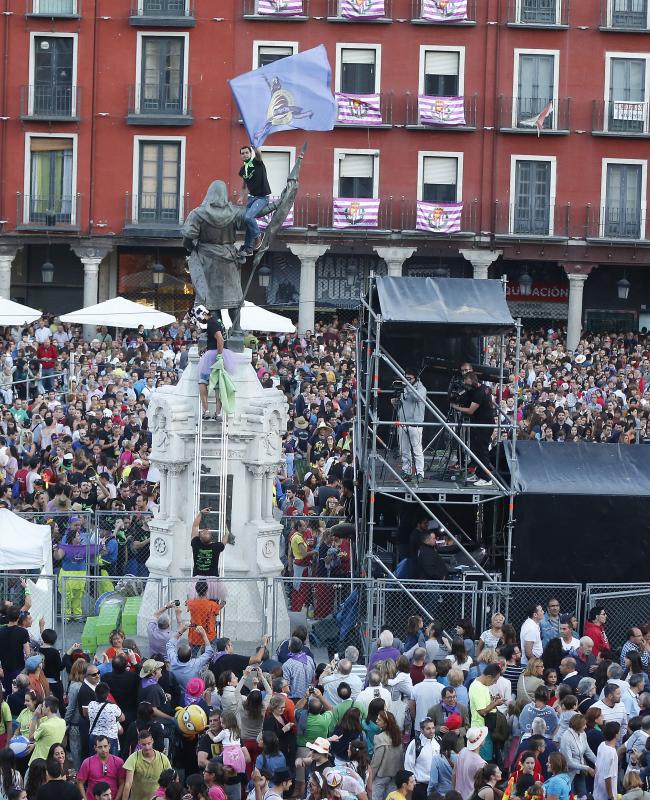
left=0, top=0, right=649, bottom=339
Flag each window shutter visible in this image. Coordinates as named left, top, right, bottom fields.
left=30, top=138, right=74, bottom=152
left=339, top=154, right=374, bottom=178
left=262, top=151, right=291, bottom=196
left=341, top=48, right=376, bottom=65
left=424, top=51, right=459, bottom=75
left=423, top=157, right=457, bottom=185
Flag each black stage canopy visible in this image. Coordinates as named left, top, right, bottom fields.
left=374, top=276, right=515, bottom=332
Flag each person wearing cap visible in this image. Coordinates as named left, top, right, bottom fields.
left=385, top=769, right=415, bottom=800
left=294, top=694, right=334, bottom=795
left=404, top=717, right=440, bottom=800
left=307, top=422, right=333, bottom=466
left=137, top=661, right=174, bottom=722
left=453, top=728, right=487, bottom=800
left=148, top=602, right=183, bottom=659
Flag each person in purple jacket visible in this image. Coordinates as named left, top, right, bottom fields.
left=368, top=630, right=401, bottom=670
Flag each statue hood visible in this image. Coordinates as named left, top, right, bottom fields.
left=196, top=180, right=239, bottom=227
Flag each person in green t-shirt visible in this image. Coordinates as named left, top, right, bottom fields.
left=29, top=697, right=66, bottom=764
left=0, top=689, right=13, bottom=746
left=122, top=730, right=171, bottom=800
left=467, top=663, right=503, bottom=761
left=326, top=683, right=368, bottom=730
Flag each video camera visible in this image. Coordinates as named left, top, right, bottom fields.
left=391, top=379, right=407, bottom=400
left=448, top=377, right=465, bottom=404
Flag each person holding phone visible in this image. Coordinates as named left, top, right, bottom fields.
left=147, top=603, right=183, bottom=660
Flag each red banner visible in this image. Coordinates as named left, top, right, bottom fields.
left=506, top=282, right=569, bottom=303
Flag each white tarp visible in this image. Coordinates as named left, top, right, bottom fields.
left=60, top=296, right=175, bottom=329
left=0, top=297, right=42, bottom=326
left=221, top=301, right=296, bottom=333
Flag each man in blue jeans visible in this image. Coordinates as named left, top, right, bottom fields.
left=239, top=144, right=271, bottom=255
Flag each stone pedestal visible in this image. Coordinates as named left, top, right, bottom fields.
left=459, top=249, right=503, bottom=280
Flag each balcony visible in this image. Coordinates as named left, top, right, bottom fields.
left=497, top=96, right=570, bottom=134
left=600, top=0, right=649, bottom=30
left=20, top=85, right=80, bottom=122
left=129, top=0, right=196, bottom=25
left=327, top=0, right=392, bottom=21
left=410, top=0, right=476, bottom=24
left=123, top=192, right=189, bottom=237
left=335, top=92, right=393, bottom=127
left=16, top=194, right=80, bottom=231
left=586, top=206, right=647, bottom=240
left=507, top=0, right=569, bottom=27
left=493, top=201, right=571, bottom=239
left=592, top=99, right=650, bottom=137
left=406, top=93, right=477, bottom=130
left=25, top=0, right=80, bottom=17
left=243, top=0, right=309, bottom=18
left=127, top=85, right=193, bottom=125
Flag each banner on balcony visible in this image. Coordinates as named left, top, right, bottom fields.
left=336, top=93, right=382, bottom=125
left=613, top=101, right=646, bottom=122
left=257, top=0, right=304, bottom=13
left=416, top=201, right=463, bottom=233
left=419, top=95, right=465, bottom=126
left=258, top=200, right=294, bottom=230
left=333, top=198, right=380, bottom=228
left=421, top=0, right=467, bottom=21
left=339, top=0, right=385, bottom=19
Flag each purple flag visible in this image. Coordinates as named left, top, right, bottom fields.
left=257, top=0, right=304, bottom=13
left=339, top=0, right=385, bottom=18
left=419, top=95, right=466, bottom=126
left=258, top=199, right=294, bottom=230
left=421, top=0, right=467, bottom=21
left=333, top=198, right=380, bottom=228
left=336, top=93, right=383, bottom=126
left=416, top=201, right=463, bottom=233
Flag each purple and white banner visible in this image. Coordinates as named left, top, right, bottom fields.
left=416, top=201, right=463, bottom=233
left=339, top=0, right=385, bottom=19
left=258, top=199, right=294, bottom=230
left=257, top=0, right=304, bottom=14
left=336, top=93, right=383, bottom=126
left=419, top=95, right=466, bottom=126
left=333, top=198, right=380, bottom=228
left=421, top=0, right=467, bottom=21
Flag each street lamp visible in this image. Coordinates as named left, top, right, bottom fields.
left=258, top=264, right=271, bottom=288
left=345, top=262, right=356, bottom=287
left=151, top=262, right=165, bottom=287
left=432, top=266, right=449, bottom=278
left=518, top=270, right=533, bottom=296
left=617, top=276, right=631, bottom=300
left=41, top=261, right=55, bottom=284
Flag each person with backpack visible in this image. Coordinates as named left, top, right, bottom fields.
left=122, top=730, right=171, bottom=800
left=403, top=717, right=441, bottom=800
left=294, top=690, right=334, bottom=797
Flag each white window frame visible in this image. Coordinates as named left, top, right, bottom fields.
left=28, top=32, right=79, bottom=117
left=131, top=135, right=187, bottom=225
left=604, top=52, right=650, bottom=133
left=418, top=45, right=465, bottom=96
left=23, top=132, right=79, bottom=226
left=134, top=0, right=190, bottom=13
left=134, top=31, right=190, bottom=115
left=606, top=0, right=650, bottom=28
left=335, top=43, right=382, bottom=94
left=417, top=151, right=464, bottom=202
left=599, top=157, right=648, bottom=238
left=252, top=40, right=299, bottom=70
left=259, top=145, right=296, bottom=195
left=515, top=0, right=562, bottom=24
left=333, top=148, right=380, bottom=199
left=32, top=0, right=78, bottom=13
left=509, top=154, right=557, bottom=235
left=512, top=48, right=560, bottom=130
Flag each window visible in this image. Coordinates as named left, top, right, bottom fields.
left=138, top=141, right=182, bottom=224
left=418, top=153, right=463, bottom=202
left=336, top=45, right=381, bottom=94
left=25, top=135, right=77, bottom=225
left=512, top=158, right=554, bottom=235
left=421, top=49, right=461, bottom=96
left=607, top=56, right=648, bottom=132
left=603, top=161, right=645, bottom=238
left=141, top=0, right=189, bottom=15
left=514, top=50, right=558, bottom=129
left=253, top=43, right=297, bottom=69
left=139, top=36, right=185, bottom=114
left=30, top=34, right=76, bottom=117
left=517, top=0, right=559, bottom=24
left=334, top=151, right=378, bottom=198
left=609, top=0, right=649, bottom=28
left=32, top=0, right=76, bottom=13
left=259, top=149, right=293, bottom=195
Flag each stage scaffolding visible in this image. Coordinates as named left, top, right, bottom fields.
left=355, top=274, right=523, bottom=598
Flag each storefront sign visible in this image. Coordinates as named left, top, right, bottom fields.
left=506, top=282, right=569, bottom=302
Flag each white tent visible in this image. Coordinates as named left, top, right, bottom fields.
left=60, top=296, right=175, bottom=329
left=221, top=302, right=295, bottom=334
left=0, top=297, right=42, bottom=326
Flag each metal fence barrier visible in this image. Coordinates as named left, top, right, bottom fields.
left=584, top=583, right=650, bottom=651
left=0, top=572, right=57, bottom=632
left=481, top=580, right=583, bottom=636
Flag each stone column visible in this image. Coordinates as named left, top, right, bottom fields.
left=0, top=246, right=20, bottom=300
left=72, top=245, right=112, bottom=340
left=374, top=246, right=417, bottom=277
left=459, top=249, right=503, bottom=280
left=244, top=463, right=266, bottom=525
left=287, top=244, right=329, bottom=335
left=563, top=264, right=593, bottom=352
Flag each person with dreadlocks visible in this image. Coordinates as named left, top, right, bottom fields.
left=238, top=145, right=271, bottom=256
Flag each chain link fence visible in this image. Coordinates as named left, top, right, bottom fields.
left=481, top=581, right=583, bottom=635
left=584, top=583, right=650, bottom=651
left=95, top=510, right=154, bottom=577
left=0, top=572, right=57, bottom=632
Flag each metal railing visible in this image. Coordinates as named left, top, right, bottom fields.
left=411, top=0, right=476, bottom=21
left=328, top=0, right=391, bottom=17
left=600, top=0, right=649, bottom=28
left=128, top=84, right=192, bottom=117
left=129, top=0, right=195, bottom=18
left=26, top=0, right=80, bottom=15
left=16, top=194, right=80, bottom=228
left=585, top=205, right=646, bottom=240
left=592, top=99, right=649, bottom=134
left=481, top=581, right=583, bottom=635
left=20, top=85, right=79, bottom=119
left=335, top=91, right=393, bottom=127
left=243, top=0, right=310, bottom=15
left=507, top=0, right=570, bottom=25
left=405, top=92, right=478, bottom=128
left=493, top=201, right=571, bottom=237
left=124, top=192, right=189, bottom=228
left=497, top=96, right=571, bottom=131
left=584, top=583, right=650, bottom=651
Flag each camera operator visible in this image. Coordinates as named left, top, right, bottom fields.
left=450, top=371, right=495, bottom=487
left=391, top=367, right=427, bottom=482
